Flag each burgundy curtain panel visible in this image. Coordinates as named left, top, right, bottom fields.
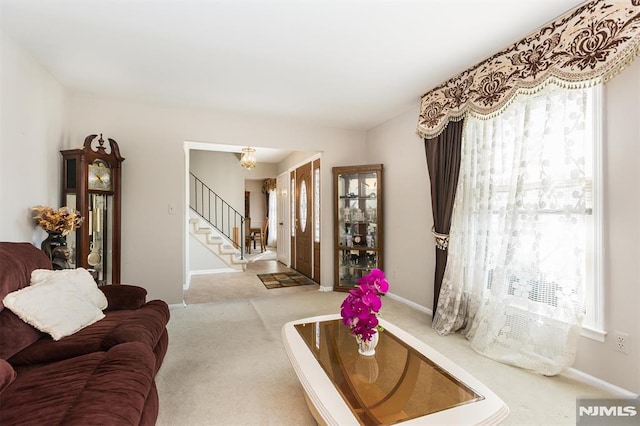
left=424, top=119, right=464, bottom=315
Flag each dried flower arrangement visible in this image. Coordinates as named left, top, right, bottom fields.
left=32, top=206, right=83, bottom=236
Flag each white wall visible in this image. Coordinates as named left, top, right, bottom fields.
left=276, top=150, right=320, bottom=174
left=190, top=150, right=246, bottom=215
left=573, top=59, right=640, bottom=393
left=241, top=161, right=278, bottom=180
left=67, top=92, right=365, bottom=304
left=0, top=32, right=69, bottom=244
left=365, top=105, right=435, bottom=311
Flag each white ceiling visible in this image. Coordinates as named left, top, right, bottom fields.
left=1, top=0, right=584, bottom=156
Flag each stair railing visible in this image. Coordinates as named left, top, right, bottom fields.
left=189, top=172, right=245, bottom=260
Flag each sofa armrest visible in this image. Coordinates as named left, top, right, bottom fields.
left=100, top=285, right=147, bottom=311
left=0, top=359, right=16, bottom=394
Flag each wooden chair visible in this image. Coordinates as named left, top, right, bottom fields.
left=251, top=219, right=268, bottom=253
left=245, top=218, right=267, bottom=253
left=244, top=217, right=252, bottom=253
left=259, top=219, right=268, bottom=252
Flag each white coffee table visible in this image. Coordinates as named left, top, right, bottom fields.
left=282, top=314, right=509, bottom=425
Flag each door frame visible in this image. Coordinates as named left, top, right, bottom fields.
left=284, top=153, right=321, bottom=281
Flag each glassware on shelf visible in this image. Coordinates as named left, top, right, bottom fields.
left=343, top=207, right=352, bottom=223
left=366, top=207, right=376, bottom=222
left=345, top=229, right=353, bottom=247
left=367, top=252, right=377, bottom=269
left=366, top=230, right=374, bottom=248
left=352, top=208, right=364, bottom=222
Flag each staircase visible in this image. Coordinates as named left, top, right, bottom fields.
left=189, top=213, right=247, bottom=271
left=189, top=172, right=248, bottom=271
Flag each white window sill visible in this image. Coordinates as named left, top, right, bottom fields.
left=581, top=325, right=607, bottom=342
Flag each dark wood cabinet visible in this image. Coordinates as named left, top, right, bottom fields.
left=332, top=164, right=383, bottom=292
left=61, top=134, right=124, bottom=284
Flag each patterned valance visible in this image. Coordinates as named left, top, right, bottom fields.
left=417, top=0, right=640, bottom=139
left=262, top=178, right=277, bottom=193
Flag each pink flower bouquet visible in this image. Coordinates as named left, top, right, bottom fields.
left=340, top=268, right=389, bottom=342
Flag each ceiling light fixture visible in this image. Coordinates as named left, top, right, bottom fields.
left=240, top=147, right=257, bottom=170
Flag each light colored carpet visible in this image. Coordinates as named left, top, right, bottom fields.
left=157, top=263, right=612, bottom=425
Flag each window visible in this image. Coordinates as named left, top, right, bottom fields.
left=584, top=85, right=604, bottom=339
left=291, top=176, right=296, bottom=237
left=299, top=181, right=308, bottom=233
left=314, top=167, right=320, bottom=243
left=482, top=84, right=602, bottom=336
left=268, top=188, right=277, bottom=246
left=435, top=83, right=605, bottom=373
left=482, top=85, right=603, bottom=338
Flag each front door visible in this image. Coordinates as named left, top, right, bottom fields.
left=295, top=162, right=312, bottom=278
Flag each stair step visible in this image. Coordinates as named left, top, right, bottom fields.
left=220, top=245, right=239, bottom=255
left=188, top=212, right=244, bottom=271
left=207, top=235, right=224, bottom=244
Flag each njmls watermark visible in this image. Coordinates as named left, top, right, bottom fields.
left=577, top=398, right=639, bottom=425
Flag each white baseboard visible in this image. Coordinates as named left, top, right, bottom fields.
left=319, top=285, right=333, bottom=292
left=190, top=268, right=238, bottom=276
left=562, top=368, right=638, bottom=398
left=382, top=293, right=638, bottom=398
left=169, top=301, right=187, bottom=310
left=185, top=268, right=240, bottom=290
left=386, top=291, right=433, bottom=317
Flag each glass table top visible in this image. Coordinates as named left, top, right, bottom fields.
left=295, top=319, right=483, bottom=425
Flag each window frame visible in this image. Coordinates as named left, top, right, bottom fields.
left=582, top=84, right=606, bottom=342
left=466, top=85, right=605, bottom=341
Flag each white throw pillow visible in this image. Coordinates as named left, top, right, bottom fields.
left=30, top=268, right=108, bottom=310
left=3, top=283, right=105, bottom=341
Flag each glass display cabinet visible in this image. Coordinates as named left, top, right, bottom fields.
left=333, top=164, right=383, bottom=291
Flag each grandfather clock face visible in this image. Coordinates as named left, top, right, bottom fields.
left=88, top=159, right=112, bottom=191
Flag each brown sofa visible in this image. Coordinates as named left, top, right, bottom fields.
left=0, top=242, right=170, bottom=425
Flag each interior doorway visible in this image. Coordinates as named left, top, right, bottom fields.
left=184, top=141, right=321, bottom=290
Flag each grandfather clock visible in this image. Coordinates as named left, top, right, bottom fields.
left=61, top=134, right=124, bottom=285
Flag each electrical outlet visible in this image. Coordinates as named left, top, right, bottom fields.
left=614, top=331, right=629, bottom=354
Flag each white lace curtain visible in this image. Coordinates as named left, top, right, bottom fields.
left=267, top=189, right=277, bottom=246
left=433, top=83, right=593, bottom=375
